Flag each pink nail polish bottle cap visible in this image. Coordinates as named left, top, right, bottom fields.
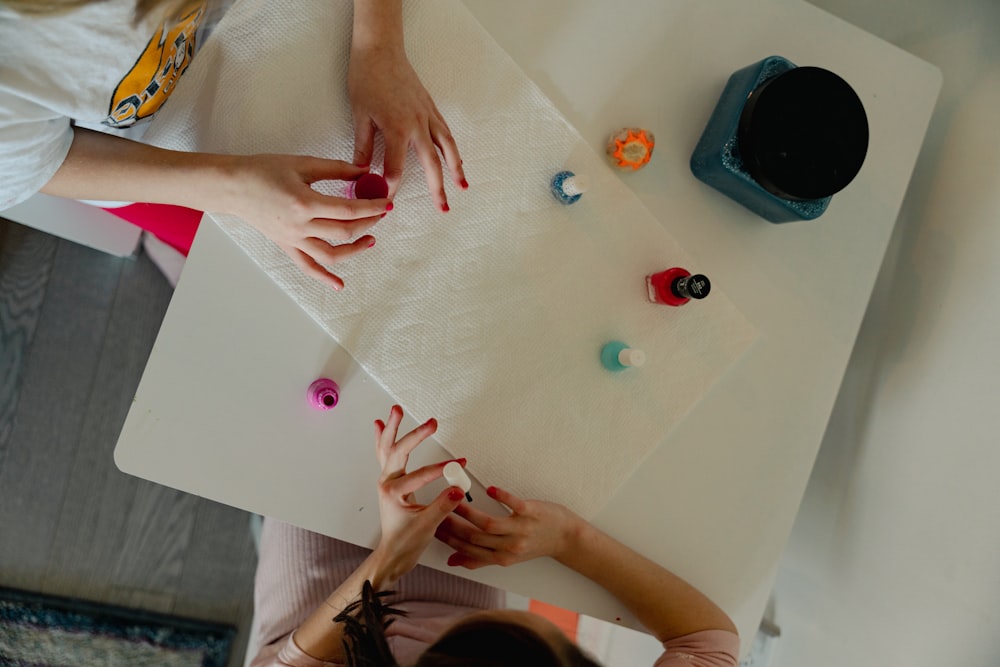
left=307, top=378, right=340, bottom=410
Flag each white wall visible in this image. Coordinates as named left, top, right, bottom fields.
left=773, top=1, right=1000, bottom=665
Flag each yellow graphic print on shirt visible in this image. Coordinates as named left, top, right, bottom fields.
left=104, top=3, right=206, bottom=129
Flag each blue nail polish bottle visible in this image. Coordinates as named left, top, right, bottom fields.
left=550, top=171, right=589, bottom=205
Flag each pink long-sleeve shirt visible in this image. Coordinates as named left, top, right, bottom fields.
left=248, top=520, right=739, bottom=667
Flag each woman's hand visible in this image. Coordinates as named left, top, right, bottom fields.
left=348, top=43, right=466, bottom=211
left=372, top=405, right=466, bottom=584
left=222, top=154, right=391, bottom=291
left=435, top=486, right=584, bottom=569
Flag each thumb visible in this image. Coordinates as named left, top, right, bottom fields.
left=431, top=486, right=466, bottom=520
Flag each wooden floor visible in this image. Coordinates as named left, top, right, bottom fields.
left=0, top=219, right=257, bottom=667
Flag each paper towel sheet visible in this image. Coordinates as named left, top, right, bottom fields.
left=145, top=0, right=758, bottom=518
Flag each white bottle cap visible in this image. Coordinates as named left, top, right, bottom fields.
left=443, top=461, right=472, bottom=493
left=562, top=174, right=591, bottom=196
left=618, top=348, right=646, bottom=367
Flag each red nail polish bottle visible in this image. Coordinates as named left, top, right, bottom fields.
left=346, top=173, right=389, bottom=200
left=646, top=268, right=711, bottom=306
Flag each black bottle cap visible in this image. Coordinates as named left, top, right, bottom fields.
left=671, top=274, right=711, bottom=300
left=737, top=66, right=869, bottom=201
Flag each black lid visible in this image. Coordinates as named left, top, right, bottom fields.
left=671, top=274, right=711, bottom=300
left=737, top=66, right=869, bottom=201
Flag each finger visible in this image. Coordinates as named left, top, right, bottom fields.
left=300, top=235, right=376, bottom=269
left=446, top=552, right=490, bottom=570
left=453, top=501, right=513, bottom=536
left=298, top=156, right=369, bottom=185
left=283, top=245, right=344, bottom=291
left=435, top=526, right=500, bottom=566
left=390, top=457, right=461, bottom=497
left=308, top=214, right=382, bottom=243
left=435, top=513, right=473, bottom=539
left=381, top=131, right=408, bottom=198
left=425, top=486, right=466, bottom=525
left=431, top=116, right=466, bottom=190
left=412, top=134, right=448, bottom=212
left=386, top=417, right=437, bottom=473
left=438, top=516, right=511, bottom=551
left=309, top=195, right=390, bottom=222
left=377, top=405, right=405, bottom=462
left=486, top=485, right=528, bottom=514
left=353, top=117, right=376, bottom=168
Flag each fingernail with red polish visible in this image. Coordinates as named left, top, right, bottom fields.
left=380, top=213, right=387, bottom=219
left=460, top=178, right=469, bottom=190
left=457, top=457, right=467, bottom=467
left=367, top=238, right=376, bottom=248
left=425, top=417, right=437, bottom=428
left=447, top=554, right=462, bottom=567
left=356, top=163, right=369, bottom=170
left=486, top=486, right=497, bottom=498
left=441, top=203, right=450, bottom=213
left=385, top=201, right=394, bottom=212
left=448, top=489, right=464, bottom=502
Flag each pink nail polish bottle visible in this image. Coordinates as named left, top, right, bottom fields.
left=346, top=173, right=389, bottom=200
left=646, top=268, right=711, bottom=306
left=307, top=378, right=340, bottom=410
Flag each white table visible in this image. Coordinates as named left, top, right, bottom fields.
left=115, top=0, right=941, bottom=651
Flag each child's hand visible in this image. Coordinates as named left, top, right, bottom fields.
left=435, top=486, right=584, bottom=569
left=348, top=43, right=466, bottom=212
left=223, top=154, right=391, bottom=290
left=372, top=406, right=466, bottom=584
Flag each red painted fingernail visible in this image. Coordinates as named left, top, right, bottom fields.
left=487, top=486, right=497, bottom=498
left=457, top=457, right=467, bottom=467
left=367, top=238, right=376, bottom=248
left=425, top=417, right=437, bottom=428
left=380, top=212, right=387, bottom=219
left=447, top=554, right=462, bottom=566
left=460, top=178, right=469, bottom=189
left=448, top=489, right=464, bottom=502
left=441, top=203, right=450, bottom=213
left=356, top=163, right=369, bottom=169
left=385, top=201, right=394, bottom=212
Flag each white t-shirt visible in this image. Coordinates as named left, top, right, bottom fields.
left=0, top=0, right=229, bottom=209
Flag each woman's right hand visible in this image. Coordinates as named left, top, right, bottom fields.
left=371, top=406, right=467, bottom=585
left=435, top=486, right=584, bottom=569
left=220, top=154, right=392, bottom=291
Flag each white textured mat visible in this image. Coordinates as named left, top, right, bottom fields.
left=146, top=0, right=757, bottom=518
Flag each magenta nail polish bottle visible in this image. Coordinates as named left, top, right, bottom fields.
left=307, top=378, right=340, bottom=410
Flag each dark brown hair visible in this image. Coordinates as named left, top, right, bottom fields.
left=336, top=581, right=603, bottom=667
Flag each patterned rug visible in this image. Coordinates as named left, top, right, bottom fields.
left=0, top=586, right=234, bottom=667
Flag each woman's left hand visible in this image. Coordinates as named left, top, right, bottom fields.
left=372, top=405, right=466, bottom=584
left=348, top=43, right=466, bottom=211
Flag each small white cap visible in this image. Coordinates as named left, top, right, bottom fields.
left=443, top=461, right=472, bottom=493
left=618, top=348, right=646, bottom=367
left=562, top=174, right=591, bottom=196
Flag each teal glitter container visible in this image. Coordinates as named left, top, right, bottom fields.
left=690, top=56, right=868, bottom=223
